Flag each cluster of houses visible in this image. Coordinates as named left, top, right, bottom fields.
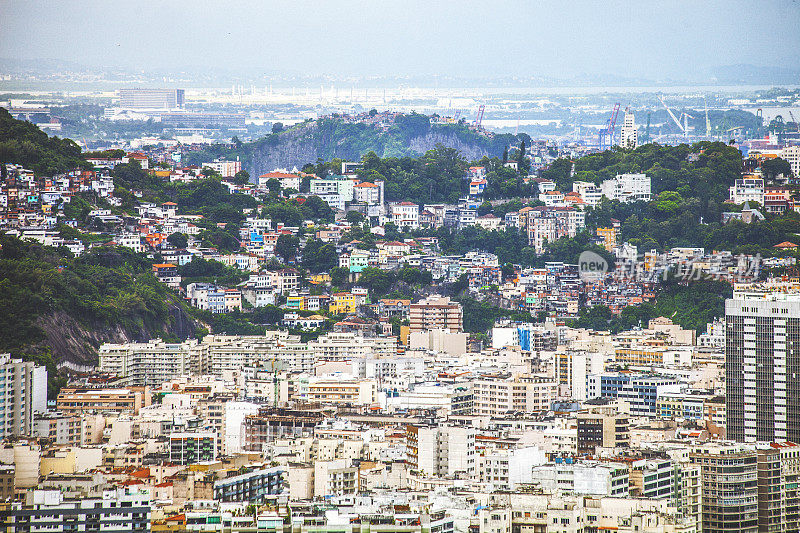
left=6, top=136, right=800, bottom=532
left=4, top=153, right=790, bottom=327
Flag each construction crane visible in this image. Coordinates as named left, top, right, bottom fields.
left=474, top=105, right=486, bottom=127
left=658, top=95, right=688, bottom=137
left=789, top=110, right=800, bottom=133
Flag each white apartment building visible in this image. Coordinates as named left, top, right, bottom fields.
left=100, top=331, right=401, bottom=388
left=406, top=424, right=476, bottom=478
left=201, top=159, right=241, bottom=178
left=479, top=446, right=548, bottom=490
left=257, top=172, right=302, bottom=191
left=303, top=377, right=377, bottom=406
left=353, top=180, right=384, bottom=205
left=241, top=285, right=278, bottom=308
left=216, top=253, right=260, bottom=271
left=540, top=190, right=565, bottom=206
left=726, top=295, right=800, bottom=443
left=568, top=209, right=586, bottom=235
left=458, top=208, right=476, bottom=228
left=528, top=215, right=558, bottom=254
left=205, top=333, right=314, bottom=375
left=315, top=192, right=345, bottom=210
left=391, top=202, right=420, bottom=229
left=572, top=181, right=603, bottom=208
left=310, top=177, right=354, bottom=202
left=245, top=269, right=299, bottom=294
left=729, top=176, right=765, bottom=204
left=600, top=173, right=651, bottom=203
left=473, top=376, right=557, bottom=415
left=314, top=459, right=358, bottom=498
left=531, top=461, right=630, bottom=497
left=525, top=207, right=585, bottom=254
left=2, top=489, right=151, bottom=533
left=310, top=332, right=398, bottom=361
left=554, top=349, right=606, bottom=401
left=385, top=383, right=472, bottom=416
left=781, top=145, right=800, bottom=178
left=98, top=340, right=206, bottom=387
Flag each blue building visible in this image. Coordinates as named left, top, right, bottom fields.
left=588, top=373, right=680, bottom=417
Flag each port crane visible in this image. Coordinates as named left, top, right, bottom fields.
left=473, top=105, right=485, bottom=127
left=598, top=103, right=620, bottom=150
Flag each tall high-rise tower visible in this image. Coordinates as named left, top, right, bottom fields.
left=619, top=110, right=638, bottom=149
left=726, top=296, right=800, bottom=442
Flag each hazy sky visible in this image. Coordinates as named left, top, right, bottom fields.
left=2, top=0, right=799, bottom=79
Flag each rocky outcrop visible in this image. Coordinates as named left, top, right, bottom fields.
left=36, top=303, right=198, bottom=366
left=407, top=131, right=490, bottom=161
left=248, top=124, right=321, bottom=175
left=246, top=122, right=496, bottom=176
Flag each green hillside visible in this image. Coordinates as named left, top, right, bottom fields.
left=0, top=107, right=88, bottom=176
left=0, top=235, right=198, bottom=396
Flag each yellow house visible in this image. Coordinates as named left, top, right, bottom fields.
left=330, top=292, right=358, bottom=314
left=309, top=273, right=332, bottom=285
left=596, top=227, right=617, bottom=252
left=286, top=294, right=307, bottom=310
left=644, top=250, right=659, bottom=271
left=399, top=325, right=411, bottom=346
left=152, top=169, right=171, bottom=179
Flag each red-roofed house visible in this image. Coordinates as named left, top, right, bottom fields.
left=257, top=172, right=301, bottom=190
left=126, top=152, right=149, bottom=169
left=353, top=180, right=383, bottom=204
left=469, top=178, right=488, bottom=196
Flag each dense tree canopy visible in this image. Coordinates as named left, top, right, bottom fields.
left=572, top=278, right=732, bottom=333
left=0, top=108, right=88, bottom=176
left=301, top=238, right=338, bottom=273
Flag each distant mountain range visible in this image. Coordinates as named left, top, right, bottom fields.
left=710, top=64, right=800, bottom=85
left=1, top=58, right=798, bottom=88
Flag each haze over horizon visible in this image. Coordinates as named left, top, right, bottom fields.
left=2, top=0, right=799, bottom=83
